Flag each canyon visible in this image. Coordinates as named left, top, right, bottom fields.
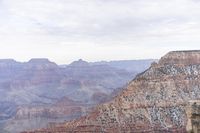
left=24, top=50, right=200, bottom=133
left=0, top=58, right=154, bottom=133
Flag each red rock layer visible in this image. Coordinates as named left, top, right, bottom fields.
left=24, top=50, right=200, bottom=133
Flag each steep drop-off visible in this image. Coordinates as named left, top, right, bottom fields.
left=26, top=50, right=200, bottom=132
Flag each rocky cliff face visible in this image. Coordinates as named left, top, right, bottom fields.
left=186, top=100, right=200, bottom=133
left=159, top=50, right=200, bottom=65
left=26, top=50, right=200, bottom=132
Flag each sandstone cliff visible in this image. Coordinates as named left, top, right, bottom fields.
left=25, top=50, right=200, bottom=133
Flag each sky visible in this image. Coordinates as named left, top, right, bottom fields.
left=0, top=0, right=200, bottom=64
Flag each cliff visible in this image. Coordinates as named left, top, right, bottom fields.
left=24, top=50, right=200, bottom=132
left=186, top=100, right=200, bottom=133
left=159, top=50, right=200, bottom=65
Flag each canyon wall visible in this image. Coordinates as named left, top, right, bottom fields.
left=25, top=51, right=200, bottom=132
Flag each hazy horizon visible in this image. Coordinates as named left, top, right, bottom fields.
left=0, top=58, right=157, bottom=65
left=1, top=0, right=200, bottom=64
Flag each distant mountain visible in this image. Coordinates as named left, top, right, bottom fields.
left=92, top=59, right=157, bottom=73
left=32, top=51, right=200, bottom=132
left=68, top=59, right=90, bottom=67
left=0, top=58, right=155, bottom=132
left=25, top=58, right=58, bottom=69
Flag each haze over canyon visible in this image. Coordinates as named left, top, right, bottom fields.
left=22, top=50, right=200, bottom=133
left=0, top=58, right=154, bottom=133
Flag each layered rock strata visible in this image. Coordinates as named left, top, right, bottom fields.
left=23, top=51, right=200, bottom=133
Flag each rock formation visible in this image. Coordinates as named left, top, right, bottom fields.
left=186, top=100, right=200, bottom=133
left=0, top=59, right=153, bottom=132
left=24, top=50, right=200, bottom=133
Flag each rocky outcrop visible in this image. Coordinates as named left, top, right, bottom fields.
left=159, top=50, right=200, bottom=65
left=25, top=50, right=200, bottom=132
left=186, top=100, right=200, bottom=133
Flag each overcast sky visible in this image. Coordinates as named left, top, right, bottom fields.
left=0, top=0, right=200, bottom=64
